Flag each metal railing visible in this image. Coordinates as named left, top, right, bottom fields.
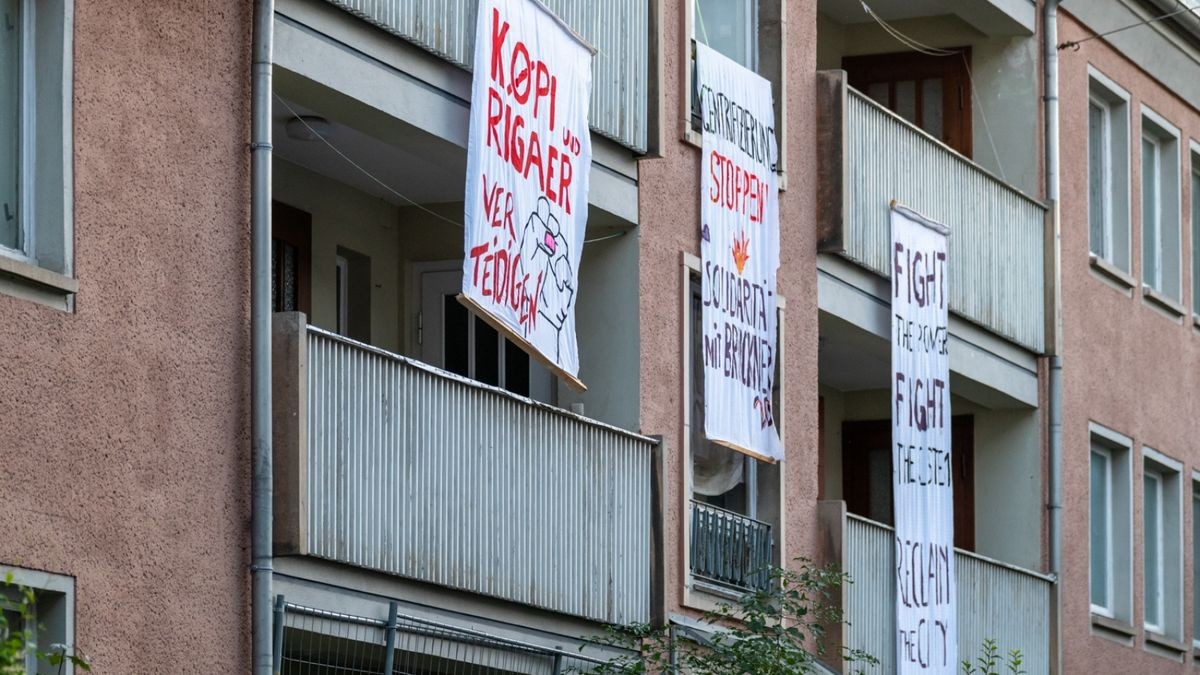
left=273, top=315, right=656, bottom=626
left=818, top=71, right=1049, bottom=353
left=842, top=514, right=1052, bottom=674
left=276, top=599, right=609, bottom=674
left=689, top=500, right=774, bottom=593
left=323, top=0, right=648, bottom=153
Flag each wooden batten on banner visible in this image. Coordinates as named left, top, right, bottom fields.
left=456, top=294, right=588, bottom=392
left=713, top=439, right=778, bottom=465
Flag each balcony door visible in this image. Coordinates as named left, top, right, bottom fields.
left=843, top=48, right=973, bottom=157
left=841, top=416, right=975, bottom=551
left=419, top=268, right=553, bottom=403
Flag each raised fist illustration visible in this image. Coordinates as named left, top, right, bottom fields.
left=519, top=196, right=574, bottom=357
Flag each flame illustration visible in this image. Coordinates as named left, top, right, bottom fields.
left=732, top=230, right=750, bottom=275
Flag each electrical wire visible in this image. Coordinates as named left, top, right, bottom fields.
left=273, top=94, right=625, bottom=244
left=1058, top=2, right=1200, bottom=50
left=859, top=1, right=1007, bottom=180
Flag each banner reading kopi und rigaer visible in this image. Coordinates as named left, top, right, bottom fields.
left=462, top=0, right=593, bottom=387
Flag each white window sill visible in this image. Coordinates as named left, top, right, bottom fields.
left=0, top=253, right=77, bottom=311
left=1141, top=285, right=1186, bottom=322
left=1088, top=253, right=1135, bottom=295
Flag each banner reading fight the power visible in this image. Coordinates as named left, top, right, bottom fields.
left=891, top=204, right=955, bottom=674
left=462, top=0, right=592, bottom=388
left=696, top=42, right=782, bottom=463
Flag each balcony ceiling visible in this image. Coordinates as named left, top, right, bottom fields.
left=818, top=0, right=1035, bottom=35
left=273, top=98, right=467, bottom=206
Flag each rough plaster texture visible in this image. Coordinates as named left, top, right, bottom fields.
left=0, top=1, right=251, bottom=671
left=1059, top=9, right=1200, bottom=672
left=638, top=0, right=821, bottom=619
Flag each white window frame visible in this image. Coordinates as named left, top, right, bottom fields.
left=1141, top=446, right=1183, bottom=640
left=1190, top=142, right=1200, bottom=318
left=1142, top=467, right=1165, bottom=633
left=1191, top=472, right=1200, bottom=651
left=0, top=0, right=75, bottom=309
left=1090, top=95, right=1115, bottom=261
left=1087, top=66, right=1132, bottom=274
left=1140, top=106, right=1182, bottom=301
left=1091, top=443, right=1116, bottom=618
left=692, top=0, right=758, bottom=71
left=1089, top=423, right=1133, bottom=624
left=0, top=565, right=78, bottom=674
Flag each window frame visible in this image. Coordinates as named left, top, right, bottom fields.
left=1087, top=66, right=1132, bottom=274
left=1142, top=467, right=1164, bottom=634
left=1091, top=443, right=1116, bottom=617
left=0, top=565, right=77, bottom=674
left=1189, top=142, right=1199, bottom=319
left=1089, top=423, right=1134, bottom=625
left=680, top=251, right=786, bottom=607
left=1140, top=106, right=1182, bottom=301
left=1089, top=95, right=1115, bottom=262
left=1191, top=473, right=1200, bottom=651
left=0, top=0, right=76, bottom=309
left=1141, top=446, right=1183, bottom=640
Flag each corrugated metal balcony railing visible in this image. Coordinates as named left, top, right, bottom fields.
left=689, top=500, right=773, bottom=593
left=817, top=70, right=1049, bottom=353
left=272, top=313, right=655, bottom=626
left=323, top=0, right=648, bottom=153
left=822, top=507, right=1052, bottom=674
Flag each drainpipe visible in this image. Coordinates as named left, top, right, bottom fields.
left=1043, top=1, right=1063, bottom=674
left=251, top=0, right=275, bottom=673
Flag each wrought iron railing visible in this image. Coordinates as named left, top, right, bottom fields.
left=689, top=500, right=774, bottom=592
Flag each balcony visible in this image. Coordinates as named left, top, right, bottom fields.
left=820, top=503, right=1052, bottom=674
left=319, top=0, right=648, bottom=153
left=689, top=500, right=774, bottom=594
left=817, top=70, right=1049, bottom=353
left=272, top=313, right=656, bottom=626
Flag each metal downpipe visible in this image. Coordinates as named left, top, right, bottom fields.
left=1043, top=1, right=1063, bottom=673
left=251, top=0, right=275, bottom=672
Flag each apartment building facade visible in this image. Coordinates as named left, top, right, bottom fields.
left=4, top=0, right=1200, bottom=673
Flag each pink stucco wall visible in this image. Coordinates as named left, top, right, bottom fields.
left=638, top=0, right=822, bottom=619
left=0, top=1, right=251, bottom=671
left=1059, top=9, right=1200, bottom=673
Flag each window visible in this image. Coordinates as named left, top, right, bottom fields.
left=1192, top=478, right=1200, bottom=650
left=0, top=0, right=73, bottom=291
left=843, top=49, right=973, bottom=157
left=1191, top=149, right=1199, bottom=316
left=683, top=262, right=783, bottom=597
left=693, top=0, right=757, bottom=69
left=1140, top=110, right=1181, bottom=300
left=1087, top=69, right=1131, bottom=272
left=1141, top=448, right=1182, bottom=639
left=1143, top=469, right=1164, bottom=632
left=1089, top=425, right=1132, bottom=622
left=0, top=566, right=77, bottom=674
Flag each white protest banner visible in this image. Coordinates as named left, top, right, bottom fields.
left=462, top=0, right=592, bottom=390
left=696, top=42, right=782, bottom=463
left=891, top=204, right=955, bottom=673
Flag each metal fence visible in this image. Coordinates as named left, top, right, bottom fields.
left=689, top=500, right=773, bottom=593
left=842, top=515, right=1052, bottom=674
left=323, top=0, right=648, bottom=153
left=276, top=599, right=608, bottom=674
left=833, top=77, right=1048, bottom=353
left=288, top=324, right=655, bottom=625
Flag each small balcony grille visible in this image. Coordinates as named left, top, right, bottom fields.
left=689, top=499, right=773, bottom=593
